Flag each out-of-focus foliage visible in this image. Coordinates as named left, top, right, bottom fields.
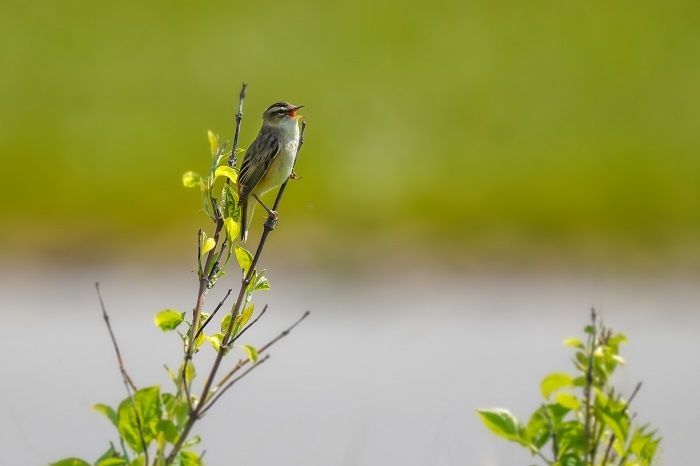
left=1, top=0, right=699, bottom=266
left=478, top=313, right=662, bottom=466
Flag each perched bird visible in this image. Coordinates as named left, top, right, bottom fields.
left=237, top=102, right=303, bottom=241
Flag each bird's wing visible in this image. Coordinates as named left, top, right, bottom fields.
left=238, top=130, right=280, bottom=203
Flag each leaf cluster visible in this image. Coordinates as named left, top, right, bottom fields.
left=52, top=386, right=202, bottom=466
left=478, top=311, right=661, bottom=466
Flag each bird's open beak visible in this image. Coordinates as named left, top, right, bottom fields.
left=288, top=105, right=304, bottom=118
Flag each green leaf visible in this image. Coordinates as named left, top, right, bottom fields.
left=224, top=217, right=240, bottom=243
left=94, top=444, right=126, bottom=466
left=599, top=408, right=629, bottom=444
left=477, top=408, right=529, bottom=447
left=541, top=373, right=574, bottom=399
left=555, top=420, right=586, bottom=457
left=214, top=165, right=238, bottom=184
left=194, top=330, right=206, bottom=350
left=154, top=310, right=184, bottom=331
left=50, top=459, right=92, bottom=466
left=555, top=392, right=580, bottom=410
left=96, top=458, right=128, bottom=466
left=559, top=453, right=583, bottom=466
left=178, top=450, right=201, bottom=466
left=525, top=404, right=570, bottom=451
left=201, top=237, right=216, bottom=257
left=182, top=171, right=202, bottom=188
left=162, top=393, right=189, bottom=427
left=93, top=403, right=119, bottom=428
left=236, top=344, right=259, bottom=363
left=207, top=333, right=224, bottom=352
left=117, top=386, right=162, bottom=452
left=182, top=435, right=202, bottom=448
left=253, top=272, right=270, bottom=291
left=630, top=424, right=661, bottom=464
left=220, top=315, right=232, bottom=334
left=185, top=360, right=196, bottom=384
left=234, top=244, right=253, bottom=274
left=236, top=304, right=254, bottom=329
left=208, top=130, right=218, bottom=157
left=155, top=419, right=178, bottom=444
left=222, top=183, right=239, bottom=221
left=525, top=408, right=549, bottom=450
left=563, top=337, right=584, bottom=349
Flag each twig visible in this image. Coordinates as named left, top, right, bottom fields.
left=584, top=308, right=597, bottom=466
left=95, top=283, right=149, bottom=465
left=258, top=310, right=310, bottom=353
left=215, top=309, right=310, bottom=392
left=229, top=303, right=269, bottom=345
left=195, top=289, right=233, bottom=340
left=196, top=229, right=203, bottom=277
left=199, top=354, right=271, bottom=415
left=194, top=310, right=311, bottom=413
left=601, top=382, right=643, bottom=465
left=229, top=82, right=247, bottom=168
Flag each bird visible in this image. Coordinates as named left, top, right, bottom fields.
left=237, top=101, right=304, bottom=242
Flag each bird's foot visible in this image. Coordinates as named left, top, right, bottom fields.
left=290, top=169, right=302, bottom=180
left=264, top=210, right=279, bottom=230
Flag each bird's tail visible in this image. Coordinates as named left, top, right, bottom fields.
left=240, top=197, right=256, bottom=242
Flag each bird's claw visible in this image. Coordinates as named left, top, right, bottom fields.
left=290, top=169, right=302, bottom=180
left=264, top=210, right=279, bottom=230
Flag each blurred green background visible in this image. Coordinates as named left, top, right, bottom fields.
left=2, top=0, right=699, bottom=271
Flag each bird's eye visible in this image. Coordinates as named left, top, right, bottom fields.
left=277, top=109, right=285, bottom=115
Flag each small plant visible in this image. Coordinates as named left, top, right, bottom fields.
left=51, top=84, right=309, bottom=466
left=478, top=310, right=661, bottom=466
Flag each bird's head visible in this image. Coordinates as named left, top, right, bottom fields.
left=262, top=102, right=304, bottom=127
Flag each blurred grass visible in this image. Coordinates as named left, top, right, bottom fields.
left=1, top=0, right=699, bottom=268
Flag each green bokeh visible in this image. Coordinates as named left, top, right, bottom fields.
left=2, top=0, right=699, bottom=266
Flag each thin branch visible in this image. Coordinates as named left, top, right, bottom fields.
left=195, top=289, right=233, bottom=340
left=230, top=304, right=269, bottom=345
left=95, top=283, right=149, bottom=465
left=199, top=355, right=271, bottom=415
left=196, top=229, right=203, bottom=277
left=258, top=310, right=310, bottom=353
left=215, top=310, right=309, bottom=393
left=229, top=82, right=247, bottom=167
left=584, top=308, right=597, bottom=466
left=601, top=382, right=643, bottom=465
left=96, top=282, right=137, bottom=392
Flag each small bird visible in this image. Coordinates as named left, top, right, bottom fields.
left=238, top=101, right=304, bottom=241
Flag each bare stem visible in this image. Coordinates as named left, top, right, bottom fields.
left=229, top=82, right=247, bottom=167
left=601, top=382, right=643, bottom=465
left=205, top=306, right=311, bottom=410
left=195, top=289, right=233, bottom=341
left=199, top=355, right=271, bottom=415
left=230, top=303, right=269, bottom=345
left=95, top=283, right=149, bottom=466
left=584, top=308, right=597, bottom=466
